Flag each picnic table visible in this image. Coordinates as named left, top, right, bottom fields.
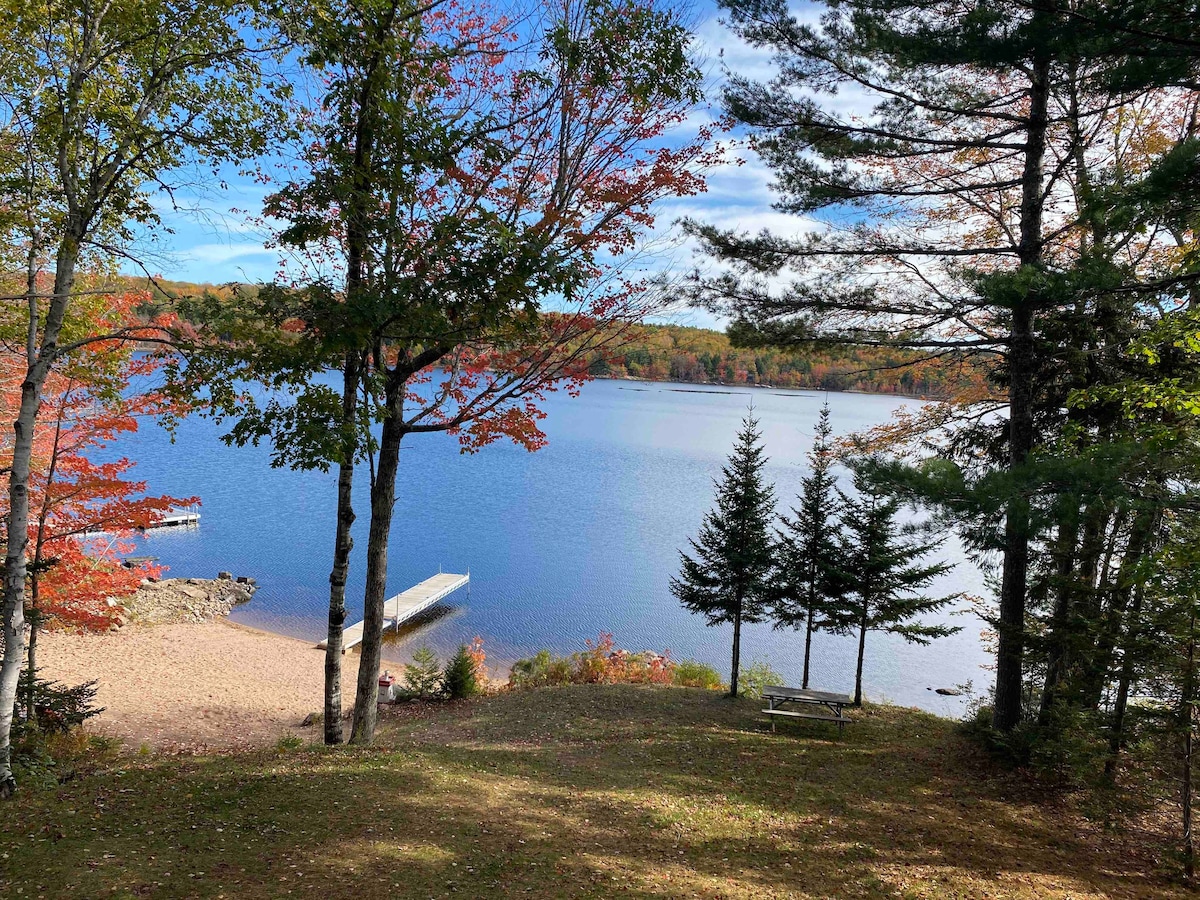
left=762, top=685, right=854, bottom=734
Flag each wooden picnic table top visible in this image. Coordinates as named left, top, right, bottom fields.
left=762, top=685, right=854, bottom=705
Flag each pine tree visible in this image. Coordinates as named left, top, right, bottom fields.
left=685, top=0, right=1200, bottom=734
left=672, top=412, right=776, bottom=698
left=774, top=403, right=840, bottom=689
left=832, top=461, right=961, bottom=707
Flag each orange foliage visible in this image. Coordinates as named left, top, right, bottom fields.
left=466, top=635, right=487, bottom=680
left=0, top=287, right=193, bottom=631
left=508, top=633, right=676, bottom=689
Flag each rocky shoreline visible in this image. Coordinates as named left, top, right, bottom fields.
left=121, top=574, right=257, bottom=626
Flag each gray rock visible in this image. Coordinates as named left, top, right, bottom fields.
left=935, top=688, right=964, bottom=697
left=119, top=576, right=255, bottom=626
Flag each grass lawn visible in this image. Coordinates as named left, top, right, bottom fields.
left=0, top=685, right=1186, bottom=899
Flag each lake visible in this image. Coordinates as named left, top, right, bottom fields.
left=115, top=378, right=991, bottom=716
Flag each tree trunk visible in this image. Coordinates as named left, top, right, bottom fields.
left=0, top=373, right=40, bottom=799
left=730, top=603, right=742, bottom=698
left=324, top=351, right=361, bottom=745
left=993, top=43, right=1051, bottom=734
left=802, top=604, right=814, bottom=690
left=1183, top=605, right=1196, bottom=882
left=854, top=605, right=868, bottom=707
left=1106, top=581, right=1145, bottom=779
left=1039, top=504, right=1081, bottom=723
left=24, top=579, right=39, bottom=721
left=24, top=228, right=39, bottom=366
left=1, top=235, right=80, bottom=798
left=1079, top=508, right=1155, bottom=710
left=349, top=376, right=405, bottom=744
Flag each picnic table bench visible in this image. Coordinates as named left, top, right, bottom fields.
left=762, top=685, right=854, bottom=734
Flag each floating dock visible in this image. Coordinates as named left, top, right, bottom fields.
left=148, top=509, right=200, bottom=529
left=320, top=572, right=469, bottom=651
left=82, top=508, right=199, bottom=539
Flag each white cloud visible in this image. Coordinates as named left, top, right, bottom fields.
left=182, top=242, right=276, bottom=266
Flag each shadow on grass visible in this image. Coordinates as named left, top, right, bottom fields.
left=0, top=685, right=1183, bottom=899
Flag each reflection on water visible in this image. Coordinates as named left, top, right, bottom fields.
left=113, top=377, right=990, bottom=716
left=381, top=603, right=463, bottom=646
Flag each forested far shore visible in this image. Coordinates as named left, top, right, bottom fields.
left=123, top=279, right=992, bottom=399
left=589, top=323, right=993, bottom=398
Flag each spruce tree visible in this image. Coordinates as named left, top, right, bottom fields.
left=685, top=0, right=1200, bottom=734
left=672, top=412, right=776, bottom=698
left=832, top=461, right=961, bottom=707
left=774, top=403, right=840, bottom=689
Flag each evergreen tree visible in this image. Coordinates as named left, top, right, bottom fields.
left=832, top=461, right=961, bottom=707
left=685, top=0, right=1200, bottom=734
left=672, top=412, right=776, bottom=697
left=774, top=403, right=840, bottom=689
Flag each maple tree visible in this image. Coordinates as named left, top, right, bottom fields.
left=0, top=285, right=190, bottom=719
left=176, top=0, right=715, bottom=744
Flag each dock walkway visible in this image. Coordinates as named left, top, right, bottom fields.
left=153, top=510, right=200, bottom=529
left=320, top=572, right=469, bottom=651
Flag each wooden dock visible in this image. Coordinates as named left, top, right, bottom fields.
left=320, top=572, right=469, bottom=651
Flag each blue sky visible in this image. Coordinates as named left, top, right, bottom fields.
left=134, top=3, right=825, bottom=331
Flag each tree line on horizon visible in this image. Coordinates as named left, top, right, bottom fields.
left=130, top=280, right=988, bottom=398
left=587, top=324, right=993, bottom=397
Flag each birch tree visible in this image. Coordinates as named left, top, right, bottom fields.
left=0, top=0, right=279, bottom=798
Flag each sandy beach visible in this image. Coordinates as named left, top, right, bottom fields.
left=37, top=619, right=376, bottom=751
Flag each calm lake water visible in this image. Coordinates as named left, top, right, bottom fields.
left=115, top=378, right=991, bottom=715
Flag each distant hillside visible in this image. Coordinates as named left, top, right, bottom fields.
left=593, top=323, right=991, bottom=399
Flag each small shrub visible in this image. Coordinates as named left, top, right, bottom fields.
left=738, top=659, right=783, bottom=699
left=624, top=650, right=676, bottom=685
left=466, top=636, right=487, bottom=681
left=510, top=649, right=573, bottom=689
left=16, top=670, right=104, bottom=734
left=275, top=734, right=305, bottom=753
left=508, top=634, right=677, bottom=689
left=13, top=726, right=121, bottom=788
left=674, top=660, right=724, bottom=690
left=575, top=633, right=613, bottom=683
left=404, top=645, right=442, bottom=698
left=11, top=671, right=110, bottom=788
left=11, top=737, right=59, bottom=791
left=442, top=645, right=479, bottom=700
